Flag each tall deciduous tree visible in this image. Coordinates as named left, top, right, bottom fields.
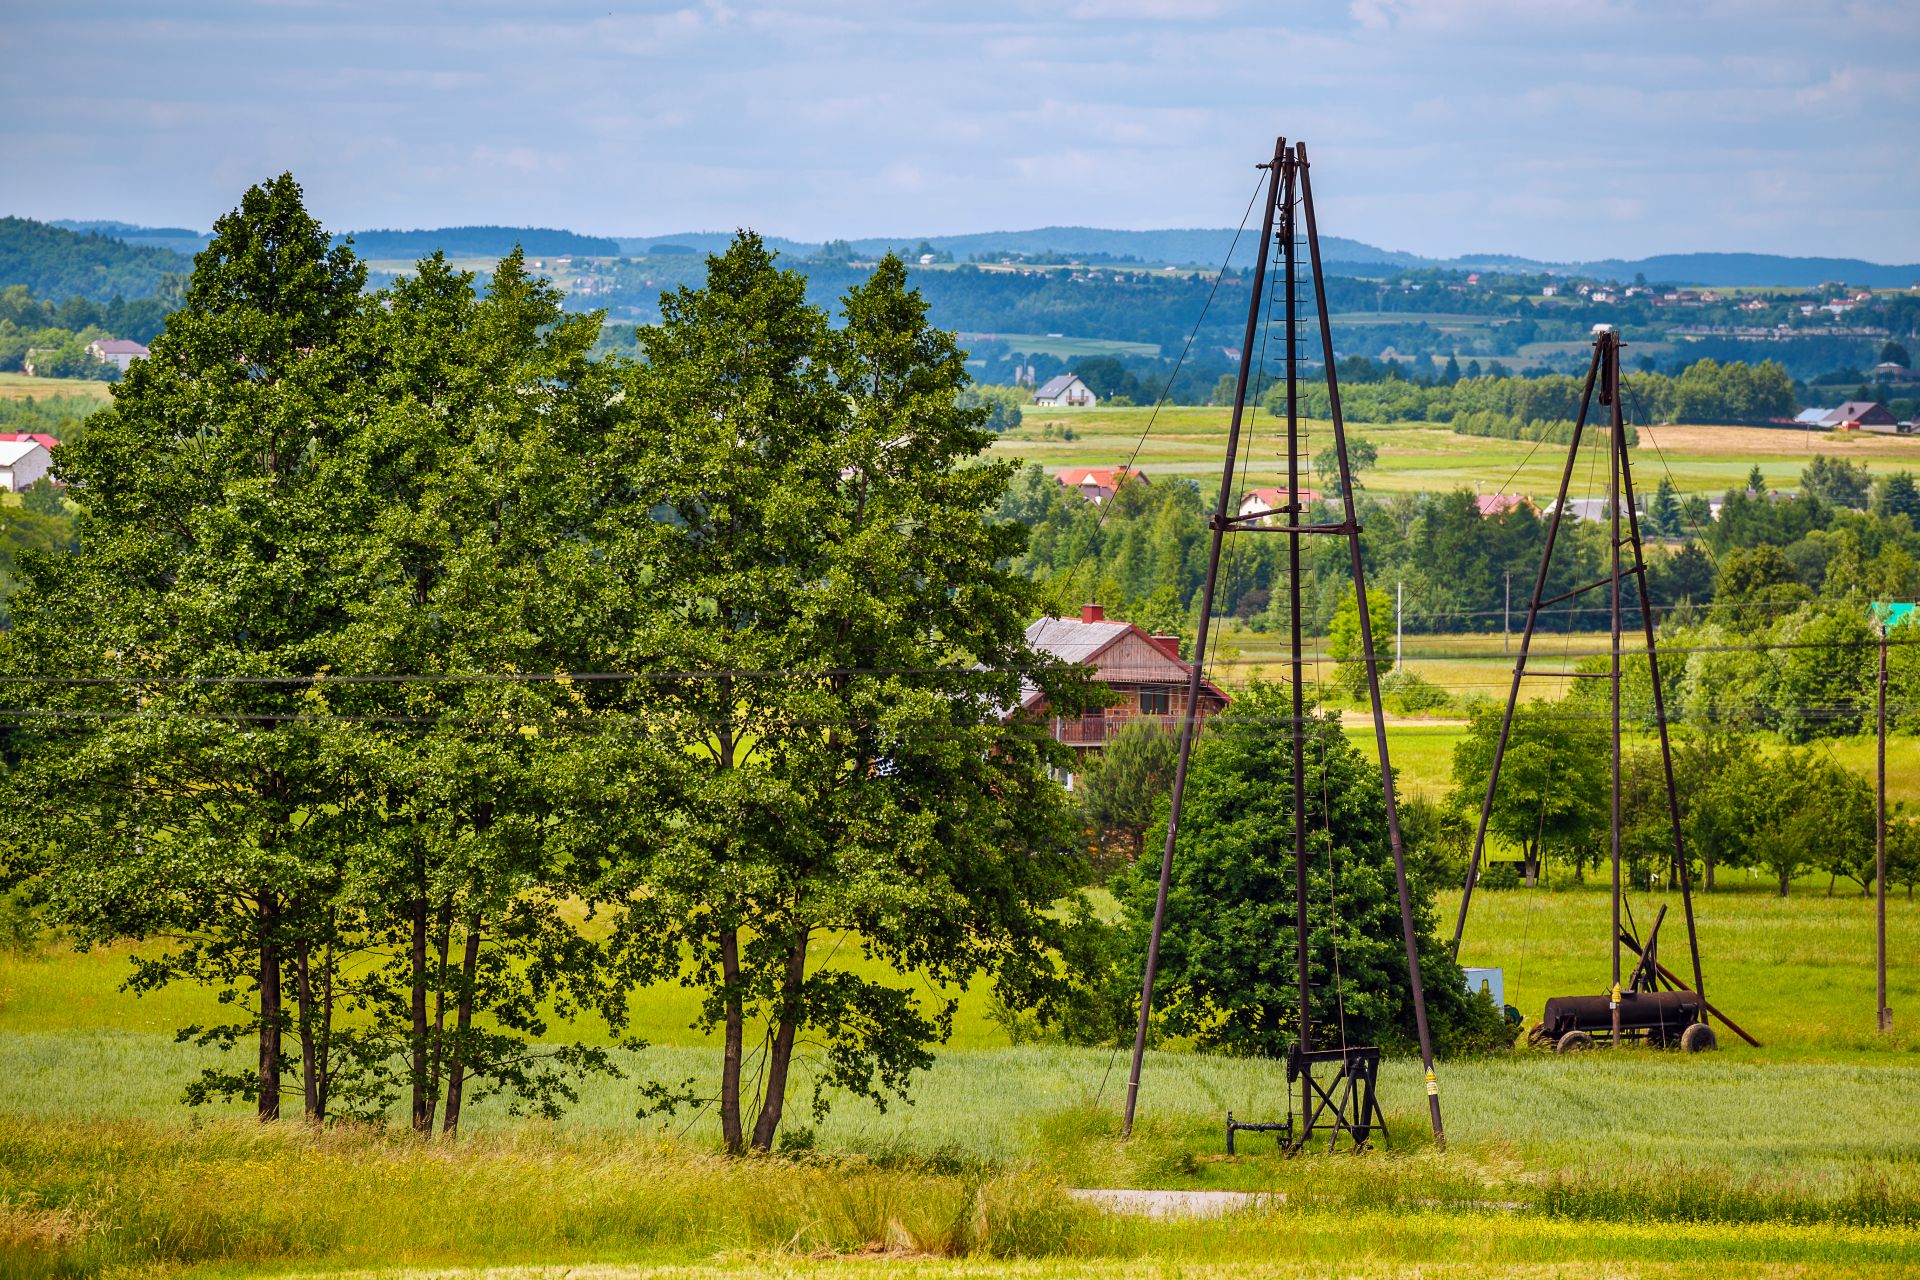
left=602, top=236, right=1086, bottom=1153
left=0, top=175, right=367, bottom=1122
left=1449, top=701, right=1607, bottom=887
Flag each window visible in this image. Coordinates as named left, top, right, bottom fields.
left=1139, top=688, right=1172, bottom=716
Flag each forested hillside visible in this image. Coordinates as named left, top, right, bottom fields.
left=0, top=217, right=188, bottom=301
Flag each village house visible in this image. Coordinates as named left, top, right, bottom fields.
left=1018, top=603, right=1230, bottom=785
left=86, top=338, right=149, bottom=372
left=1032, top=373, right=1097, bottom=407
left=1474, top=493, right=1531, bottom=518
left=1237, top=487, right=1320, bottom=526
left=0, top=438, right=55, bottom=491
left=1055, top=466, right=1148, bottom=506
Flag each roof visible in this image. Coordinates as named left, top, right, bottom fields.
left=1794, top=408, right=1831, bottom=424
left=1019, top=616, right=1230, bottom=711
left=1825, top=401, right=1895, bottom=423
left=1034, top=374, right=1087, bottom=398
left=0, top=440, right=49, bottom=466
left=1475, top=494, right=1530, bottom=517
left=1056, top=466, right=1148, bottom=492
left=0, top=433, right=59, bottom=450
left=1242, top=487, right=1320, bottom=506
left=88, top=339, right=149, bottom=356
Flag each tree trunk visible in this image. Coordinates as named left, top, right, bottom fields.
left=295, top=938, right=322, bottom=1123
left=257, top=892, right=281, bottom=1122
left=1779, top=867, right=1790, bottom=897
left=749, top=926, right=810, bottom=1153
left=719, top=926, right=745, bottom=1154
left=442, top=915, right=482, bottom=1137
left=409, top=870, right=432, bottom=1133
left=1704, top=852, right=1715, bottom=893
left=1522, top=842, right=1538, bottom=889
left=427, top=901, right=453, bottom=1111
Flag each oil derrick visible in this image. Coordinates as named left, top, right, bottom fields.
left=1451, top=325, right=1753, bottom=1054
left=1121, top=138, right=1447, bottom=1152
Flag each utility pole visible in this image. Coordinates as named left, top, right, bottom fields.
left=1879, top=620, right=1891, bottom=1033
left=1872, top=601, right=1911, bottom=1032
left=1504, top=571, right=1511, bottom=654
left=1396, top=580, right=1403, bottom=670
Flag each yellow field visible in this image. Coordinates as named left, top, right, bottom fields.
left=0, top=372, right=112, bottom=401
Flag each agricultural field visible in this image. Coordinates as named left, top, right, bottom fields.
left=993, top=404, right=1920, bottom=501
left=959, top=333, right=1163, bottom=360
left=3, top=875, right=1916, bottom=1277
left=0, top=373, right=111, bottom=402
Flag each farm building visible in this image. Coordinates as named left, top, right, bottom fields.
left=1033, top=374, right=1097, bottom=407
left=1823, top=401, right=1898, bottom=430
left=1237, top=487, right=1320, bottom=525
left=1017, top=603, right=1229, bottom=785
left=1055, top=466, right=1148, bottom=506
left=86, top=338, right=149, bottom=372
left=0, top=439, right=54, bottom=491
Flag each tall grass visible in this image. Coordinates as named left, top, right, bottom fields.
left=3, top=1115, right=1917, bottom=1278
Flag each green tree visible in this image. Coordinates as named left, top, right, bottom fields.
left=1313, top=436, right=1378, bottom=498
left=1647, top=476, right=1681, bottom=537
left=1327, top=581, right=1393, bottom=697
left=1873, top=471, right=1920, bottom=522
left=1077, top=718, right=1178, bottom=867
left=1746, top=465, right=1766, bottom=494
left=1880, top=340, right=1911, bottom=369
left=0, top=174, right=367, bottom=1123
left=1449, top=700, right=1608, bottom=887
left=604, top=238, right=1087, bottom=1153
left=1115, top=686, right=1496, bottom=1057
left=1801, top=455, right=1873, bottom=510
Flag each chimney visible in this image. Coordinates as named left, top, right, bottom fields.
left=1080, top=602, right=1105, bottom=624
left=1150, top=633, right=1182, bottom=660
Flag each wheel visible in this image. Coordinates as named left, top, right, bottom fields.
left=1527, top=1023, right=1553, bottom=1049
left=1681, top=1022, right=1718, bottom=1054
left=1555, top=1030, right=1593, bottom=1054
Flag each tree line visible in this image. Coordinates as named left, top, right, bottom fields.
left=0, top=176, right=1108, bottom=1151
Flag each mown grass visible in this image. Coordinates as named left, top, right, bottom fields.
left=0, top=373, right=112, bottom=402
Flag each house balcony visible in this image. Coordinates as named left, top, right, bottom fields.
left=1050, top=711, right=1181, bottom=747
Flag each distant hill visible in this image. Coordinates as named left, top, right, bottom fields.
left=50, top=220, right=212, bottom=256
left=616, top=226, right=1417, bottom=268
left=342, top=226, right=619, bottom=260
left=0, top=218, right=189, bottom=301
left=1570, top=252, right=1920, bottom=289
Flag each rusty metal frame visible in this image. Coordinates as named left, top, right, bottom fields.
left=1121, top=137, right=1447, bottom=1151
left=1448, top=328, right=1710, bottom=1037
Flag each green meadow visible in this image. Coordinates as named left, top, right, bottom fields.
left=3, top=871, right=1917, bottom=1277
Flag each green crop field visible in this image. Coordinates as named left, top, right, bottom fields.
left=992, top=405, right=1920, bottom=500
left=4, top=871, right=1917, bottom=1276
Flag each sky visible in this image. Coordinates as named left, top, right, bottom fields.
left=3, top=0, right=1915, bottom=263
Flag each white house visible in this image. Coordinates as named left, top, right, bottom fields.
left=1033, top=374, right=1097, bottom=407
left=0, top=439, right=54, bottom=492
left=1237, top=487, right=1320, bottom=526
left=86, top=338, right=149, bottom=372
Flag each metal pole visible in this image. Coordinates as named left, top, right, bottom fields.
left=1396, top=580, right=1403, bottom=670
left=1607, top=332, right=1624, bottom=1048
left=1452, top=344, right=1603, bottom=948
left=1123, top=136, right=1286, bottom=1138
left=1504, top=572, right=1511, bottom=654
left=1879, top=623, right=1892, bottom=1033
left=1281, top=149, right=1310, bottom=1129
left=1614, top=370, right=1709, bottom=1016
left=1298, top=142, right=1445, bottom=1150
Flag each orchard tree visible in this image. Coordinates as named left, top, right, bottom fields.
left=1328, top=581, right=1394, bottom=698
left=601, top=237, right=1089, bottom=1153
left=1077, top=718, right=1178, bottom=866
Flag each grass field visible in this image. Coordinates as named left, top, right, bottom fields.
left=0, top=373, right=112, bottom=402
left=993, top=404, right=1920, bottom=500
left=3, top=871, right=1917, bottom=1276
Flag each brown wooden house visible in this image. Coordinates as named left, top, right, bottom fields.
left=1019, top=603, right=1230, bottom=784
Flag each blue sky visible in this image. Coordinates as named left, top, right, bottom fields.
left=3, top=1, right=1914, bottom=261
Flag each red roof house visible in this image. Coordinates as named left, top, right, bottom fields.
left=1055, top=466, right=1149, bottom=506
